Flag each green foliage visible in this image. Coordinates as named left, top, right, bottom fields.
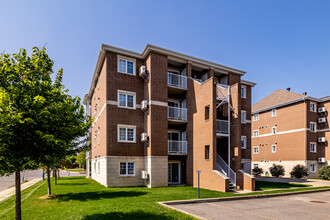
left=252, top=167, right=264, bottom=177
left=318, top=165, right=330, bottom=180
left=76, top=151, right=86, bottom=167
left=67, top=156, right=77, bottom=164
left=256, top=181, right=310, bottom=190
left=290, top=165, right=308, bottom=179
left=269, top=164, right=285, bottom=177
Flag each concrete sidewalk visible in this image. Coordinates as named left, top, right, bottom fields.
left=0, top=178, right=42, bottom=202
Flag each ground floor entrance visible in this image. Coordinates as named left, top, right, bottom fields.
left=168, top=162, right=180, bottom=184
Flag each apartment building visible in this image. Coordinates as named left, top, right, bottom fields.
left=251, top=88, right=330, bottom=178
left=83, top=44, right=256, bottom=192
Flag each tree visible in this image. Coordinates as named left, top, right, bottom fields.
left=76, top=150, right=86, bottom=168
left=0, top=47, right=91, bottom=219
left=67, top=155, right=77, bottom=165
left=290, top=165, right=308, bottom=179
left=318, top=165, right=330, bottom=180
left=252, top=167, right=264, bottom=177
left=269, top=164, right=285, bottom=177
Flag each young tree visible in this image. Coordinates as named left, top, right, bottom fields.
left=76, top=150, right=86, bottom=168
left=0, top=47, right=91, bottom=219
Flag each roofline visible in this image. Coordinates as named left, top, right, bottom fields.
left=241, top=79, right=257, bottom=87
left=252, top=96, right=324, bottom=115
left=87, top=44, right=247, bottom=99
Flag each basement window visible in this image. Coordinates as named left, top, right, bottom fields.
left=205, top=145, right=210, bottom=160
left=205, top=106, right=210, bottom=120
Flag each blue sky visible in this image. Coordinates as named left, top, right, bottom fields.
left=1, top=0, right=330, bottom=104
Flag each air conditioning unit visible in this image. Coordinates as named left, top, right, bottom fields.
left=318, top=118, right=327, bottom=123
left=139, top=65, right=147, bottom=77
left=141, top=133, right=148, bottom=142
left=141, top=171, right=149, bottom=179
left=318, top=107, right=326, bottom=113
left=318, top=158, right=326, bottom=163
left=141, top=100, right=148, bottom=111
left=318, top=137, right=326, bottom=143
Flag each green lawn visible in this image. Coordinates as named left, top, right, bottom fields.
left=256, top=180, right=311, bottom=190
left=0, top=177, right=328, bottom=220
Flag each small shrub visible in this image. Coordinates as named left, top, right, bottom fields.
left=252, top=167, right=264, bottom=177
left=290, top=165, right=308, bottom=179
left=318, top=165, right=330, bottom=180
left=269, top=164, right=285, bottom=177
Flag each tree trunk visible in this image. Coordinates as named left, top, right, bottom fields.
left=15, top=171, right=21, bottom=220
left=58, top=169, right=60, bottom=179
left=54, top=168, right=57, bottom=185
left=47, top=167, right=51, bottom=195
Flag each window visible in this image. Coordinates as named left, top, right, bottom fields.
left=254, top=164, right=259, bottom=168
left=205, top=145, right=210, bottom=160
left=241, top=110, right=246, bottom=123
left=253, top=114, right=259, bottom=121
left=310, top=122, right=317, bottom=132
left=310, top=164, right=316, bottom=172
left=241, top=163, right=246, bottom=172
left=272, top=145, right=276, bottom=153
left=118, top=125, right=136, bottom=142
left=205, top=106, right=210, bottom=120
left=94, top=161, right=96, bottom=173
left=241, top=85, right=246, bottom=98
left=272, top=109, right=276, bottom=117
left=94, top=130, right=97, bottom=148
left=310, top=102, right=317, bottom=112
left=118, top=91, right=135, bottom=109
left=118, top=57, right=135, bottom=75
left=253, top=146, right=259, bottom=154
left=253, top=130, right=259, bottom=137
left=272, top=127, right=276, bottom=134
left=98, top=129, right=100, bottom=146
left=310, top=142, right=317, bottom=153
left=120, top=162, right=135, bottom=176
left=241, top=136, right=246, bottom=149
left=98, top=160, right=100, bottom=174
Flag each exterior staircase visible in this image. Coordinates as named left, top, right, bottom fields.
left=216, top=154, right=236, bottom=188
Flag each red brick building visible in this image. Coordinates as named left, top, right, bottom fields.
left=252, top=88, right=330, bottom=178
left=84, top=44, right=256, bottom=192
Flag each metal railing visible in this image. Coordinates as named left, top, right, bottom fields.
left=216, top=154, right=236, bottom=186
left=216, top=119, right=229, bottom=134
left=168, top=72, right=187, bottom=89
left=168, top=106, right=187, bottom=121
left=168, top=141, right=187, bottom=154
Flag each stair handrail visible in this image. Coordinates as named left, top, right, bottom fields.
left=216, top=154, right=236, bottom=186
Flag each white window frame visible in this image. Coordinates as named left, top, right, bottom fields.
left=253, top=114, right=259, bottom=121
left=272, top=145, right=276, bottom=153
left=253, top=146, right=259, bottom=154
left=310, top=122, right=317, bottom=132
left=310, top=163, right=316, bottom=173
left=254, top=164, right=259, bottom=168
left=117, top=124, right=136, bottom=143
left=241, top=85, right=246, bottom=99
left=241, top=136, right=247, bottom=149
left=241, top=163, right=246, bottom=172
left=272, top=127, right=276, bottom=135
left=253, top=130, right=259, bottom=137
left=241, top=110, right=246, bottom=124
left=117, top=56, right=136, bottom=75
left=119, top=162, right=135, bottom=176
left=117, top=90, right=136, bottom=109
left=98, top=160, right=100, bottom=174
left=310, top=142, right=317, bottom=153
left=272, top=109, right=276, bottom=117
left=310, top=102, right=317, bottom=112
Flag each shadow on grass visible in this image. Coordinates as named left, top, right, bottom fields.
left=57, top=182, right=89, bottom=185
left=55, top=191, right=147, bottom=202
left=82, top=211, right=172, bottom=220
left=256, top=181, right=310, bottom=190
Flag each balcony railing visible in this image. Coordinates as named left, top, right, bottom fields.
left=216, top=119, right=229, bottom=134
left=168, top=141, right=187, bottom=154
left=168, top=72, right=187, bottom=89
left=168, top=106, right=187, bottom=121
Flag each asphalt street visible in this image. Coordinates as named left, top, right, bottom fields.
left=168, top=191, right=330, bottom=220
left=0, top=169, right=85, bottom=192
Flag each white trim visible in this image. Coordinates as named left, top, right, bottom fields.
left=253, top=114, right=259, bottom=121
left=92, top=103, right=106, bottom=127
left=246, top=120, right=251, bottom=124
left=241, top=85, right=246, bottom=99
left=119, top=161, right=135, bottom=176
left=168, top=161, right=181, bottom=184
left=310, top=101, right=317, bottom=112
left=149, top=100, right=168, bottom=107
left=117, top=90, right=136, bottom=109
left=310, top=122, right=317, bottom=133
left=241, top=110, right=246, bottom=124
left=272, top=145, right=276, bottom=153
left=107, top=100, right=117, bottom=105
left=117, top=55, right=136, bottom=75
left=253, top=146, right=259, bottom=154
left=252, top=128, right=307, bottom=138
left=310, top=142, right=317, bottom=153
left=272, top=127, right=276, bottom=135
left=272, top=109, right=276, bottom=117
left=117, top=124, right=136, bottom=143
left=310, top=163, right=316, bottom=173
left=253, top=130, right=259, bottom=137
left=241, top=136, right=247, bottom=149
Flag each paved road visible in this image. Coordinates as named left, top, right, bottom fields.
left=0, top=169, right=85, bottom=192
left=168, top=191, right=330, bottom=220
left=256, top=177, right=330, bottom=187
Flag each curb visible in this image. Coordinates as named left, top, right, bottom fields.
left=159, top=188, right=330, bottom=206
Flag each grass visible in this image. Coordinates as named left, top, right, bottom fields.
left=255, top=181, right=311, bottom=190
left=0, top=177, right=329, bottom=220
left=66, top=168, right=86, bottom=174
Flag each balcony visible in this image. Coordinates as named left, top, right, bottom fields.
left=168, top=106, right=187, bottom=122
left=216, top=119, right=229, bottom=136
left=168, top=72, right=187, bottom=89
left=168, top=141, right=187, bottom=154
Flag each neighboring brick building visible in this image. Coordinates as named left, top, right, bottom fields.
left=84, top=44, right=256, bottom=192
left=251, top=88, right=330, bottom=178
